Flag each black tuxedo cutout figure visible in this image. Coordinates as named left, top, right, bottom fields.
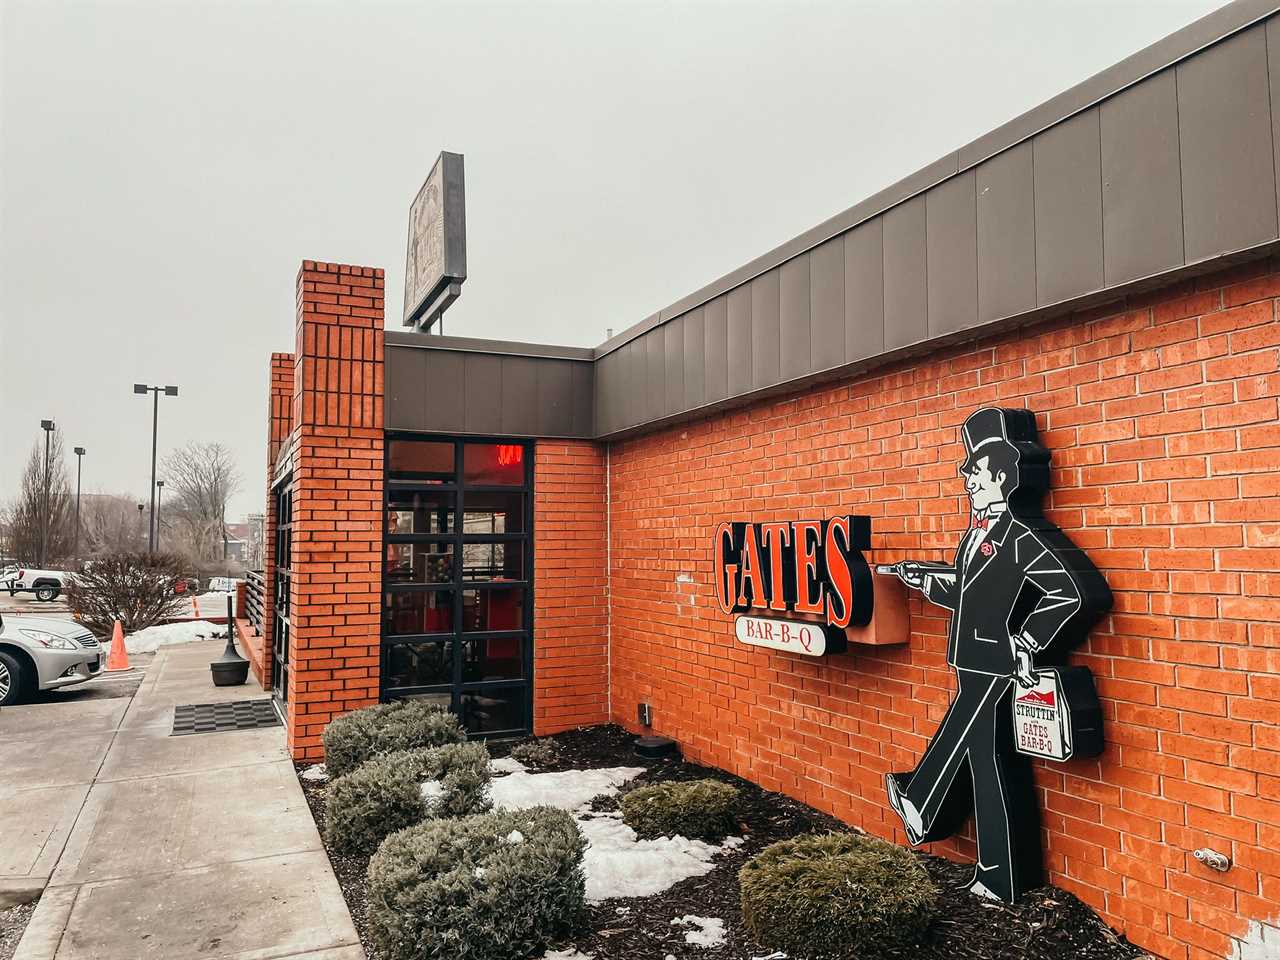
left=884, top=407, right=1111, bottom=904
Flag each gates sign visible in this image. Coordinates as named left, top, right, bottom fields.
left=714, top=516, right=873, bottom=652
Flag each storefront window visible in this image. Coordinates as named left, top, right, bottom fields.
left=385, top=542, right=454, bottom=585
left=387, top=489, right=454, bottom=534
left=460, top=687, right=526, bottom=734
left=384, top=640, right=453, bottom=688
left=462, top=491, right=524, bottom=534
left=388, top=440, right=454, bottom=479
left=463, top=442, right=526, bottom=486
left=382, top=436, right=532, bottom=733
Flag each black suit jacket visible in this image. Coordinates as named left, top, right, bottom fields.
left=924, top=512, right=1084, bottom=675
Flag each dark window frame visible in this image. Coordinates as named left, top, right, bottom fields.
left=381, top=433, right=534, bottom=737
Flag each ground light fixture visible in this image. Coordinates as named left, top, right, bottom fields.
left=133, top=383, right=178, bottom=553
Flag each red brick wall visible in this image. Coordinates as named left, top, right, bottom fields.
left=287, top=260, right=385, bottom=760
left=533, top=440, right=610, bottom=733
left=255, top=351, right=295, bottom=689
left=607, top=259, right=1280, bottom=960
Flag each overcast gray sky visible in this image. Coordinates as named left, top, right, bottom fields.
left=1, top=0, right=1224, bottom=520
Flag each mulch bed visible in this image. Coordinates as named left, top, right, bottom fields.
left=0, top=899, right=39, bottom=960
left=299, top=724, right=1144, bottom=960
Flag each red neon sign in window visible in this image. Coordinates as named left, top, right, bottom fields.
left=496, top=445, right=524, bottom=467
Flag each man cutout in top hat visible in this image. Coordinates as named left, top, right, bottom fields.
left=883, top=407, right=1111, bottom=903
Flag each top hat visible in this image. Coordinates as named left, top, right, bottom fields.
left=960, top=407, right=1019, bottom=474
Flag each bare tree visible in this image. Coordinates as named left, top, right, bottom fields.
left=79, top=494, right=149, bottom=557
left=66, top=552, right=187, bottom=634
left=2, top=433, right=73, bottom=566
left=160, top=442, right=242, bottom=563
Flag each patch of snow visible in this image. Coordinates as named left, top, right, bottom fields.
left=504, top=829, right=525, bottom=844
left=485, top=763, right=740, bottom=903
left=1231, top=919, right=1280, bottom=960
left=420, top=780, right=445, bottom=803
left=540, top=950, right=594, bottom=960
left=489, top=756, right=527, bottom=775
left=671, top=915, right=726, bottom=948
left=300, top=764, right=328, bottom=782
left=578, top=815, right=729, bottom=902
left=721, top=835, right=745, bottom=849
left=125, top=620, right=222, bottom=654
left=488, top=766, right=643, bottom=812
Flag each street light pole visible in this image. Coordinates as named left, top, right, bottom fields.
left=73, top=447, right=86, bottom=560
left=39, top=420, right=54, bottom=567
left=155, top=480, right=165, bottom=552
left=134, top=384, right=178, bottom=553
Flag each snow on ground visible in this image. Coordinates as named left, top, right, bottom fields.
left=489, top=756, right=527, bottom=775
left=578, top=814, right=727, bottom=902
left=126, top=620, right=224, bottom=653
left=539, top=950, right=594, bottom=960
left=671, top=915, right=727, bottom=948
left=481, top=762, right=742, bottom=903
left=489, top=766, right=643, bottom=812
left=300, top=764, right=328, bottom=782
left=190, top=591, right=235, bottom=617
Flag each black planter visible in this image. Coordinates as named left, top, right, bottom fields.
left=211, top=658, right=250, bottom=686
left=211, top=622, right=250, bottom=687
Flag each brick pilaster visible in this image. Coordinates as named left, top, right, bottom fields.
left=533, top=440, right=610, bottom=733
left=287, top=260, right=385, bottom=760
left=256, top=352, right=295, bottom=689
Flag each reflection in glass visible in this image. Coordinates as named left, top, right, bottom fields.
left=462, top=491, right=524, bottom=534
left=384, top=641, right=452, bottom=688
left=388, top=440, right=454, bottom=477
left=462, top=637, right=523, bottom=683
left=461, top=541, right=522, bottom=581
left=460, top=687, right=526, bottom=733
left=385, top=543, right=454, bottom=585
left=384, top=591, right=454, bottom=636
left=461, top=588, right=523, bottom=632
left=387, top=489, right=454, bottom=535
left=403, top=691, right=452, bottom=711
left=463, top=443, right=525, bottom=486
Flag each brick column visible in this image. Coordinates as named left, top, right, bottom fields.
left=287, top=260, right=385, bottom=760
left=256, top=352, right=295, bottom=689
left=533, top=440, right=610, bottom=733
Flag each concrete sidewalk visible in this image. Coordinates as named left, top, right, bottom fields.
left=10, top=640, right=363, bottom=960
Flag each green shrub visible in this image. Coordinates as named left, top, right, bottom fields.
left=324, top=742, right=492, bottom=856
left=739, top=831, right=938, bottom=958
left=322, top=700, right=465, bottom=779
left=367, top=806, right=586, bottom=960
left=620, top=778, right=741, bottom=841
left=509, top=738, right=558, bottom=768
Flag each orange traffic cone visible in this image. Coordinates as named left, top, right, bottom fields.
left=106, top=620, right=130, bottom=672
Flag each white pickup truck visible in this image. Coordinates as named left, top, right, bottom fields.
left=1, top=566, right=73, bottom=602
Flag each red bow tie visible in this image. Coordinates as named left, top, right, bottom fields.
left=972, top=513, right=989, bottom=530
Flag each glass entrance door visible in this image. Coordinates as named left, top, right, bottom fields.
left=381, top=437, right=533, bottom=736
left=272, top=483, right=292, bottom=708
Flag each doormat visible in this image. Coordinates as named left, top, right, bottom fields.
left=171, top=699, right=281, bottom=736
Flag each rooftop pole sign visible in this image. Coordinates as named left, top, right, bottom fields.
left=402, top=151, right=467, bottom=332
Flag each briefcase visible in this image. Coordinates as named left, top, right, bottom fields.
left=1011, top=666, right=1103, bottom=761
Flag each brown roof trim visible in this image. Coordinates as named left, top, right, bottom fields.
left=386, top=330, right=594, bottom=362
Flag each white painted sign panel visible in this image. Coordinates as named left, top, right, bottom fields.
left=735, top=615, right=828, bottom=657
left=1012, top=673, right=1072, bottom=761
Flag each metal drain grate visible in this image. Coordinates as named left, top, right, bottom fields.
left=171, top=699, right=281, bottom=736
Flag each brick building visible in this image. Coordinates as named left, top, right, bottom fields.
left=244, top=4, right=1280, bottom=957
